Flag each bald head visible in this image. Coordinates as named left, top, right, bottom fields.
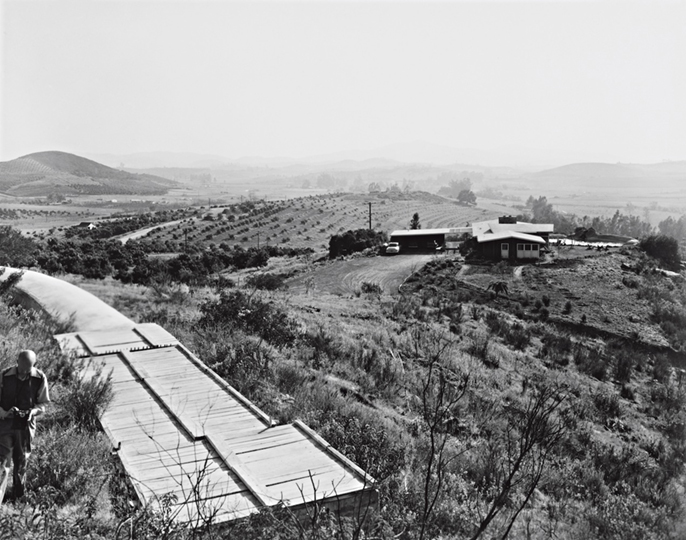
left=17, top=350, right=36, bottom=379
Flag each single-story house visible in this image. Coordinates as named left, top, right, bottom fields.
left=476, top=231, right=547, bottom=261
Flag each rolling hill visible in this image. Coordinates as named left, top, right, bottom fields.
left=0, top=151, right=180, bottom=196
left=530, top=161, right=686, bottom=191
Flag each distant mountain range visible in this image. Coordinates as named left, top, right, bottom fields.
left=0, top=151, right=179, bottom=197
left=531, top=161, right=686, bottom=189
left=86, top=141, right=622, bottom=170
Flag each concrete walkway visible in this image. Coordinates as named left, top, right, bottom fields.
left=0, top=267, right=134, bottom=332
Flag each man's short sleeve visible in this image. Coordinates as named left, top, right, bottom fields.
left=35, top=370, right=50, bottom=406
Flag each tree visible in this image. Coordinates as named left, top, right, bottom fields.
left=410, top=212, right=421, bottom=230
left=0, top=226, right=40, bottom=267
left=469, top=382, right=569, bottom=540
left=639, top=234, right=681, bottom=270
left=417, top=337, right=470, bottom=540
left=487, top=281, right=509, bottom=298
left=458, top=190, right=477, bottom=206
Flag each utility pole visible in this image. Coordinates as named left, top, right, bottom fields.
left=368, top=202, right=373, bottom=230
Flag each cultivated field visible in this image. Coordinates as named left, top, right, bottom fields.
left=141, top=193, right=508, bottom=252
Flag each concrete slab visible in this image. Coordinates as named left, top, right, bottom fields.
left=0, top=267, right=134, bottom=332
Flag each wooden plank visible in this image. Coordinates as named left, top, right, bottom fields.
left=134, top=323, right=179, bottom=347
left=139, top=469, right=242, bottom=498
left=204, top=438, right=272, bottom=507
left=222, top=429, right=304, bottom=453
left=236, top=440, right=324, bottom=465
left=263, top=463, right=351, bottom=487
left=169, top=495, right=257, bottom=525
left=266, top=472, right=365, bottom=503
left=293, top=420, right=375, bottom=485
left=78, top=331, right=145, bottom=355
left=176, top=344, right=273, bottom=427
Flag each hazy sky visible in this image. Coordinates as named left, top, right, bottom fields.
left=1, top=0, right=685, bottom=164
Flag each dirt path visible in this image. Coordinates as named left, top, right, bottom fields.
left=288, top=254, right=435, bottom=295
left=117, top=219, right=183, bottom=244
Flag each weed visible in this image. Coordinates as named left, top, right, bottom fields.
left=614, top=354, right=633, bottom=384
left=653, top=354, right=672, bottom=384
left=593, top=390, right=622, bottom=422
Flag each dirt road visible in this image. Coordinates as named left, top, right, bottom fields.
left=288, top=254, right=435, bottom=295
left=117, top=219, right=183, bottom=244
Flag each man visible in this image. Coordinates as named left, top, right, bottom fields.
left=0, top=350, right=50, bottom=504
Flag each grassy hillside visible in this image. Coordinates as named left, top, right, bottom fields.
left=4, top=239, right=684, bottom=538
left=0, top=151, right=179, bottom=196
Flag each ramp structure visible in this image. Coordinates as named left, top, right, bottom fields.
left=1, top=269, right=375, bottom=525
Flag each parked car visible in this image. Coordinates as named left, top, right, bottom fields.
left=385, top=242, right=400, bottom=255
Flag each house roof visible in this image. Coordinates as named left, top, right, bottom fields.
left=476, top=231, right=546, bottom=244
left=390, top=228, right=451, bottom=237
left=471, top=219, right=554, bottom=237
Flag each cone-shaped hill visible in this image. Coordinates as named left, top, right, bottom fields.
left=0, top=151, right=180, bottom=196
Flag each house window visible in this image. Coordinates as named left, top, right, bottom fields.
left=501, top=243, right=509, bottom=251
left=532, top=245, right=539, bottom=251
left=524, top=244, right=532, bottom=251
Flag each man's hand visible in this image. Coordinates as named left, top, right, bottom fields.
left=8, top=407, right=19, bottom=417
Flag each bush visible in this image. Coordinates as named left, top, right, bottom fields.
left=614, top=355, right=633, bottom=384
left=328, top=229, right=387, bottom=258
left=639, top=234, right=681, bottom=270
left=503, top=322, right=531, bottom=351
left=361, top=281, right=383, bottom=295
left=593, top=391, right=622, bottom=422
left=199, top=290, right=298, bottom=347
left=653, top=354, right=672, bottom=383
left=58, top=368, right=113, bottom=432
left=246, top=272, right=288, bottom=291
left=575, top=345, right=608, bottom=381
left=28, top=426, right=112, bottom=504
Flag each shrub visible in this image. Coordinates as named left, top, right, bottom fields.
left=328, top=229, right=387, bottom=258
left=614, top=355, right=633, bottom=384
left=361, top=281, right=383, bottom=295
left=563, top=300, right=573, bottom=314
left=503, top=322, right=531, bottom=351
left=246, top=272, right=288, bottom=291
left=28, top=426, right=112, bottom=504
left=58, top=368, right=113, bottom=432
left=593, top=391, right=622, bottom=422
left=653, top=354, right=672, bottom=383
left=639, top=234, right=681, bottom=270
left=622, top=275, right=640, bottom=288
left=467, top=331, right=496, bottom=367
left=199, top=290, right=298, bottom=347
left=575, top=345, right=608, bottom=381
